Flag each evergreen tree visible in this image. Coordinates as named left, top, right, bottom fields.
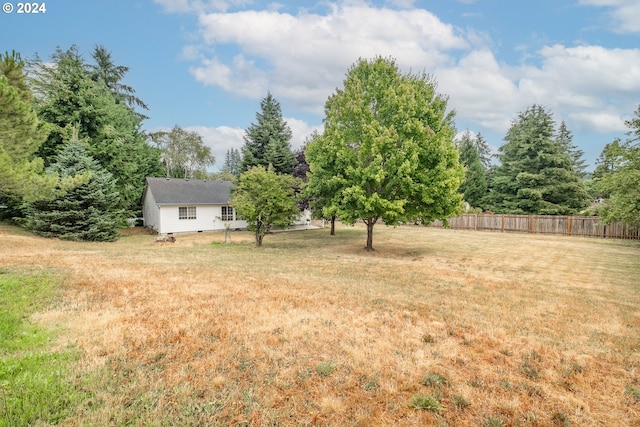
left=90, top=45, right=148, bottom=117
left=26, top=138, right=121, bottom=241
left=29, top=45, right=162, bottom=215
left=241, top=92, right=295, bottom=174
left=457, top=133, right=488, bottom=209
left=473, top=132, right=493, bottom=169
left=222, top=147, right=242, bottom=177
left=592, top=139, right=624, bottom=199
left=0, top=51, right=56, bottom=213
left=488, top=105, right=589, bottom=214
left=556, top=120, right=587, bottom=179
left=29, top=46, right=92, bottom=162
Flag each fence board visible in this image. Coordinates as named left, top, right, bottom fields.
left=428, top=214, right=639, bottom=239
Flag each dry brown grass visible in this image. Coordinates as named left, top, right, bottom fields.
left=1, top=222, right=639, bottom=426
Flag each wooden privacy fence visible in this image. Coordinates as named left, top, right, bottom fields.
left=429, top=214, right=640, bottom=239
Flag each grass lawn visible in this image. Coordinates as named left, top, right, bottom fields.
left=1, top=221, right=639, bottom=426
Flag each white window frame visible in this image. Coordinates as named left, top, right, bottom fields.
left=179, top=206, right=196, bottom=220
left=221, top=206, right=234, bottom=221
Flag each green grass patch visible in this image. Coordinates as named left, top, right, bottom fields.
left=315, top=361, right=337, bottom=377
left=0, top=270, right=91, bottom=427
left=627, top=385, right=640, bottom=403
left=408, top=394, right=446, bottom=413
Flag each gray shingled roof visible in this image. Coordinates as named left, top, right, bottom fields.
left=144, top=178, right=234, bottom=205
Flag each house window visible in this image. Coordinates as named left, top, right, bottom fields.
left=179, top=206, right=196, bottom=220
left=221, top=206, right=234, bottom=221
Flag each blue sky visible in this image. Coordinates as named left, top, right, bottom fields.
left=1, top=0, right=639, bottom=170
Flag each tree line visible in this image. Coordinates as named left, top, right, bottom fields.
left=1, top=48, right=638, bottom=244
left=0, top=45, right=227, bottom=240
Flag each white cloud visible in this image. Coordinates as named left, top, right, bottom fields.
left=568, top=111, right=629, bottom=134
left=190, top=4, right=468, bottom=110
left=169, top=1, right=637, bottom=157
left=184, top=125, right=245, bottom=169
left=437, top=43, right=639, bottom=135
left=190, top=55, right=270, bottom=98
left=166, top=119, right=320, bottom=171
left=515, top=44, right=640, bottom=132
left=285, top=117, right=323, bottom=150
left=436, top=50, right=520, bottom=132
left=578, top=0, right=640, bottom=33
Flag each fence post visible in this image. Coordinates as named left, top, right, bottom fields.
left=567, top=216, right=572, bottom=236
left=501, top=215, right=505, bottom=233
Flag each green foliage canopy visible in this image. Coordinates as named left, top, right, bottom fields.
left=488, top=105, right=589, bottom=215
left=597, top=105, right=640, bottom=228
left=307, top=56, right=464, bottom=250
left=231, top=165, right=300, bottom=246
left=457, top=132, right=488, bottom=209
left=150, top=125, right=215, bottom=179
left=0, top=51, right=57, bottom=208
left=29, top=45, right=162, bottom=215
left=25, top=138, right=121, bottom=241
left=241, top=92, right=295, bottom=175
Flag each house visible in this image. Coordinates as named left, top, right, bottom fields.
left=142, top=177, right=247, bottom=234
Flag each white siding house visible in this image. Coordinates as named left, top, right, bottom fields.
left=142, top=178, right=247, bottom=234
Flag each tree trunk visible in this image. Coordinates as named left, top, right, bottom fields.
left=365, top=218, right=377, bottom=251
left=330, top=214, right=336, bottom=236
left=255, top=220, right=264, bottom=246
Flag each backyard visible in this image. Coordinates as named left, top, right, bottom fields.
left=1, top=222, right=639, bottom=426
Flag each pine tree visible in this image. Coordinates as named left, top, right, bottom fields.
left=241, top=92, right=295, bottom=174
left=222, top=147, right=242, bottom=177
left=29, top=45, right=162, bottom=215
left=488, top=105, right=589, bottom=214
left=0, top=51, right=56, bottom=213
left=473, top=132, right=493, bottom=169
left=556, top=120, right=587, bottom=179
left=90, top=45, right=149, bottom=119
left=26, top=138, right=121, bottom=241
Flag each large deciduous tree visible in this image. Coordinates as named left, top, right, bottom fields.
left=307, top=57, right=464, bottom=251
left=231, top=165, right=300, bottom=246
left=150, top=126, right=215, bottom=179
left=25, top=138, right=121, bottom=241
left=597, top=105, right=640, bottom=228
left=305, top=130, right=340, bottom=235
left=488, top=105, right=589, bottom=215
left=241, top=92, right=296, bottom=175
